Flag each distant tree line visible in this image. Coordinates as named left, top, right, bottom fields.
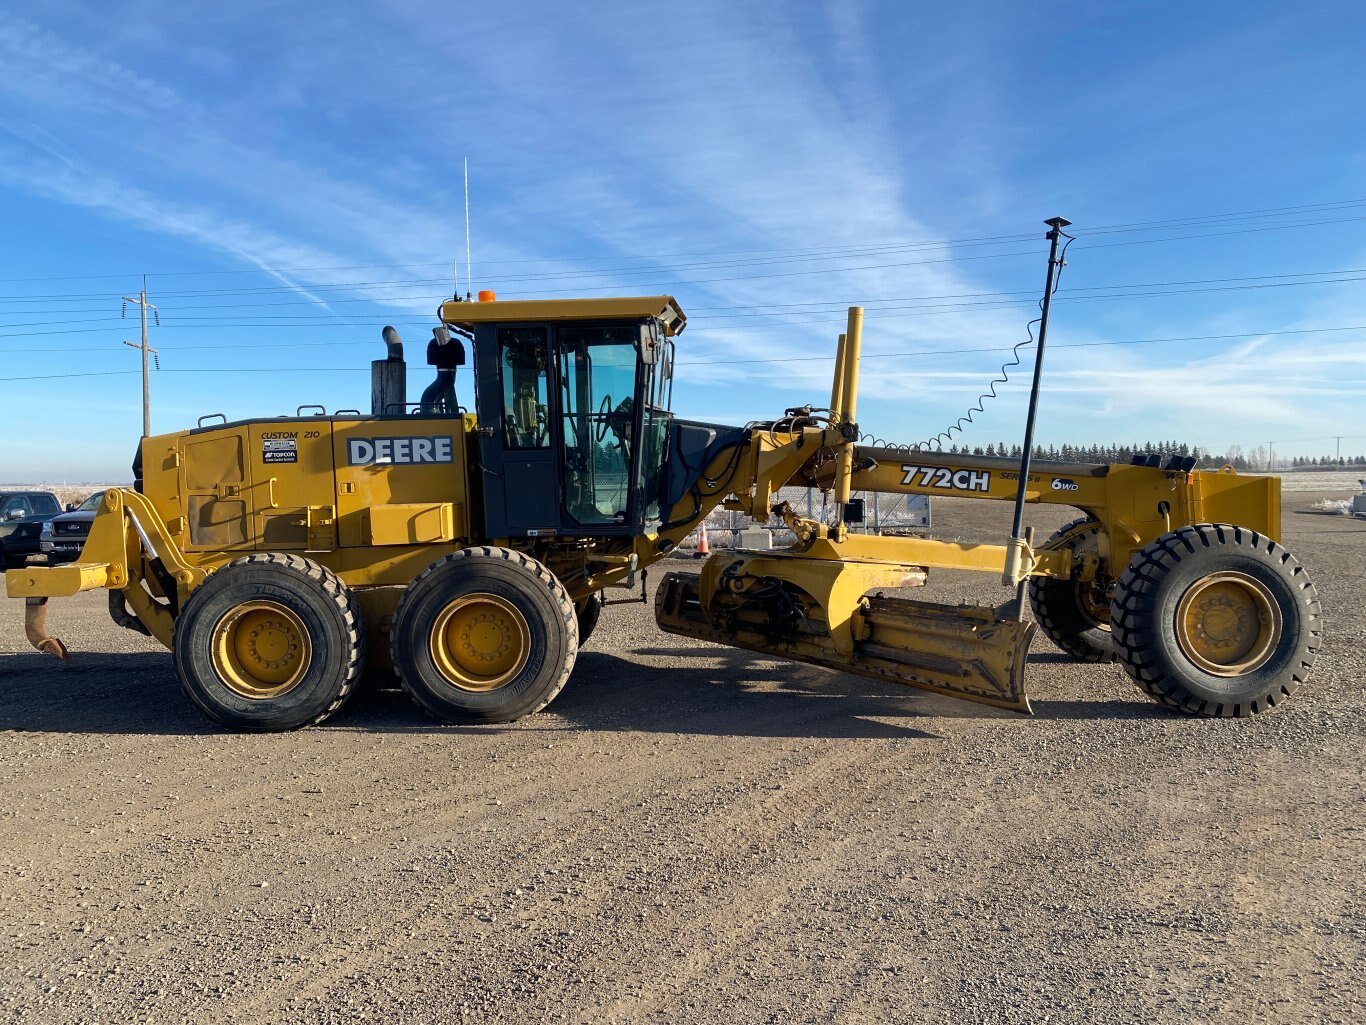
left=1288, top=455, right=1366, bottom=468
left=940, top=441, right=1366, bottom=471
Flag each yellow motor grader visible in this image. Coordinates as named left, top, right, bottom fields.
left=7, top=280, right=1320, bottom=730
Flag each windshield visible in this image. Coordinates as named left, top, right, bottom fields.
left=78, top=491, right=104, bottom=512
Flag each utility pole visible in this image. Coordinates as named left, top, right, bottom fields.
left=1268, top=441, right=1274, bottom=472
left=1334, top=436, right=1343, bottom=463
left=122, top=278, right=159, bottom=437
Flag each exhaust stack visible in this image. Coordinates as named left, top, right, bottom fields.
left=371, top=325, right=407, bottom=415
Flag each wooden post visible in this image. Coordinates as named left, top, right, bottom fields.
left=372, top=359, right=406, bottom=416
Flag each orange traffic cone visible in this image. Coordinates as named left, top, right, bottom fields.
left=694, top=521, right=710, bottom=559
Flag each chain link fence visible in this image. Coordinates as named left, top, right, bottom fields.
left=675, top=487, right=931, bottom=552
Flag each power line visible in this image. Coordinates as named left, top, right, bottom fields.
left=9, top=259, right=1366, bottom=326
left=0, top=368, right=369, bottom=382
left=495, top=215, right=1366, bottom=296
left=693, top=275, right=1366, bottom=325
left=4, top=194, right=1366, bottom=285
left=0, top=244, right=1049, bottom=303
left=5, top=270, right=1366, bottom=342
left=0, top=242, right=1049, bottom=302
left=2, top=204, right=1364, bottom=310
left=685, top=265, right=1366, bottom=312
left=675, top=325, right=1366, bottom=366
left=6, top=323, right=1365, bottom=370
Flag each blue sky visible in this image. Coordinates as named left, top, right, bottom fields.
left=2, top=1, right=1366, bottom=481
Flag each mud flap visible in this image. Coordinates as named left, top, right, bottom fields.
left=23, top=597, right=71, bottom=661
left=656, top=572, right=1034, bottom=713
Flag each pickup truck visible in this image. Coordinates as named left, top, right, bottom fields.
left=0, top=491, right=65, bottom=569
left=40, top=490, right=105, bottom=564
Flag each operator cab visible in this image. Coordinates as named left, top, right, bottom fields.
left=439, top=295, right=683, bottom=540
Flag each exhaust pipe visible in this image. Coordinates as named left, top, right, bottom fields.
left=23, top=597, right=70, bottom=660
left=420, top=326, right=466, bottom=414
left=372, top=325, right=407, bottom=415
left=382, top=324, right=404, bottom=360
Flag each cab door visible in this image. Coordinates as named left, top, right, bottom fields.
left=554, top=323, right=643, bottom=532
left=474, top=323, right=561, bottom=538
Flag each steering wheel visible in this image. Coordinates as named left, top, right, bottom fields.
left=595, top=394, right=614, bottom=442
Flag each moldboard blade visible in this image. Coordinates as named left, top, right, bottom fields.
left=655, top=572, right=1033, bottom=713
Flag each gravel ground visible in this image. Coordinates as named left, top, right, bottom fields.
left=0, top=492, right=1361, bottom=1024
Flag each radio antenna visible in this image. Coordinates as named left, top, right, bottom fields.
left=463, top=157, right=473, bottom=300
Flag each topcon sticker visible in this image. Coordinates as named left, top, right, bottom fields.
left=262, top=437, right=298, bottom=464
left=347, top=436, right=454, bottom=466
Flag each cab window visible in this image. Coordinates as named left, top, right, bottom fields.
left=498, top=327, right=551, bottom=448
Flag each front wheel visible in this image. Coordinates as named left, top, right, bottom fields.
left=1110, top=524, right=1321, bottom=717
left=1028, top=517, right=1115, bottom=663
left=391, top=547, right=578, bottom=724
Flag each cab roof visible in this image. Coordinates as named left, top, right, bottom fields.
left=438, top=295, right=686, bottom=336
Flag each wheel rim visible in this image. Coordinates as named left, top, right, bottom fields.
left=1057, top=521, right=1111, bottom=630
left=430, top=594, right=531, bottom=691
left=1074, top=577, right=1112, bottom=630
left=211, top=600, right=312, bottom=698
left=1174, top=572, right=1282, bottom=676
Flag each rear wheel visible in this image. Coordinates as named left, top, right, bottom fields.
left=1028, top=517, right=1116, bottom=663
left=1110, top=524, right=1321, bottom=716
left=391, top=547, right=578, bottom=724
left=173, top=554, right=366, bottom=731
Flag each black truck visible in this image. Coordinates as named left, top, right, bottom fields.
left=41, top=490, right=105, bottom=564
left=0, top=491, right=64, bottom=569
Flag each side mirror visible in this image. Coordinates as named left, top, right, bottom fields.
left=66, top=503, right=78, bottom=512
left=637, top=321, right=661, bottom=365
left=5, top=509, right=23, bottom=521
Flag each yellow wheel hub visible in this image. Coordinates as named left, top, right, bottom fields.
left=1063, top=522, right=1111, bottom=629
left=1075, top=578, right=1112, bottom=629
left=1175, top=572, right=1281, bottom=676
left=430, top=594, right=531, bottom=692
left=211, top=600, right=312, bottom=699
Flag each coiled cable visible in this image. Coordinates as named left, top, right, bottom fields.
left=903, top=230, right=1076, bottom=452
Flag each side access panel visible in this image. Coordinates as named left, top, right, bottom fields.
left=245, top=422, right=336, bottom=550
left=178, top=428, right=254, bottom=551
left=332, top=418, right=470, bottom=549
